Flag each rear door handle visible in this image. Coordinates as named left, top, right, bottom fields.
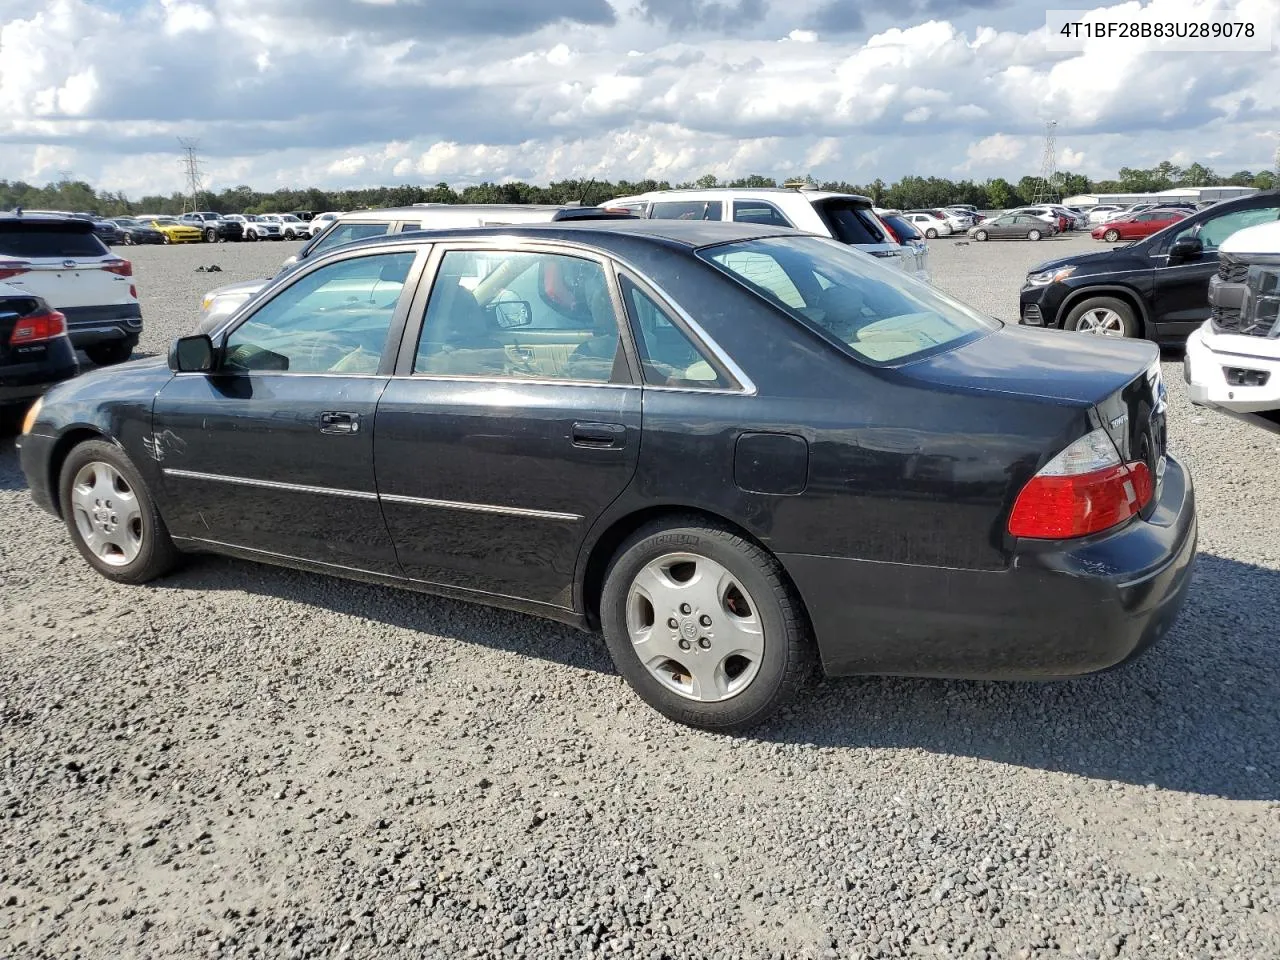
left=572, top=421, right=626, bottom=449
left=319, top=411, right=360, bottom=435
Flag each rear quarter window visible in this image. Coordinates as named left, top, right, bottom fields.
left=0, top=225, right=108, bottom=259
left=649, top=201, right=723, bottom=221
left=813, top=200, right=888, bottom=245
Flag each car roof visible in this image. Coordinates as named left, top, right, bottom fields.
left=0, top=212, right=95, bottom=232
left=333, top=203, right=616, bottom=225
left=607, top=188, right=874, bottom=205
left=323, top=218, right=797, bottom=256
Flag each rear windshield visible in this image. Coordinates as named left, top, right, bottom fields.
left=882, top=215, right=922, bottom=242
left=813, top=199, right=888, bottom=245
left=0, top=224, right=108, bottom=259
left=699, top=235, right=998, bottom=365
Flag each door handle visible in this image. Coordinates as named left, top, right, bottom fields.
left=319, top=411, right=360, bottom=435
left=572, top=421, right=626, bottom=449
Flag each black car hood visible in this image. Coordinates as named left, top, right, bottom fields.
left=904, top=324, right=1157, bottom=405
left=1029, top=244, right=1149, bottom=275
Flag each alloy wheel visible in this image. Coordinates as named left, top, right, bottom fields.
left=1076, top=308, right=1127, bottom=336
left=625, top=553, right=764, bottom=703
left=70, top=461, right=144, bottom=566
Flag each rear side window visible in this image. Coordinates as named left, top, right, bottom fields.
left=310, top=221, right=391, bottom=254
left=813, top=200, right=887, bottom=245
left=0, top=225, right=108, bottom=259
left=649, top=201, right=722, bottom=221
left=732, top=201, right=793, bottom=227
left=619, top=275, right=729, bottom=389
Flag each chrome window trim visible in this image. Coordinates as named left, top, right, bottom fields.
left=163, top=468, right=379, bottom=501
left=389, top=372, right=639, bottom=389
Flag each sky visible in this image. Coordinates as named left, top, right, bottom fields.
left=0, top=0, right=1277, bottom=196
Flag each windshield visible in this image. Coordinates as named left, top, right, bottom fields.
left=698, top=235, right=998, bottom=365
left=280, top=215, right=301, bottom=222
left=154, top=218, right=180, bottom=225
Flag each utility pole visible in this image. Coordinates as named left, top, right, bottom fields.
left=1031, top=121, right=1058, bottom=204
left=179, top=138, right=205, bottom=213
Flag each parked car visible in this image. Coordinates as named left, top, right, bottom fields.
left=178, top=212, right=244, bottom=243
left=1185, top=219, right=1280, bottom=433
left=237, top=215, right=283, bottom=241
left=290, top=211, right=317, bottom=222
left=72, top=214, right=122, bottom=245
left=1018, top=190, right=1280, bottom=341
left=968, top=214, right=1054, bottom=241
left=197, top=204, right=640, bottom=334
left=909, top=209, right=969, bottom=232
left=17, top=220, right=1195, bottom=730
left=0, top=213, right=141, bottom=365
left=262, top=214, right=311, bottom=240
left=0, top=281, right=79, bottom=417
left=110, top=218, right=166, bottom=245
left=877, top=214, right=933, bottom=283
left=1087, top=205, right=1126, bottom=224
left=902, top=212, right=953, bottom=238
left=602, top=188, right=932, bottom=285
left=1091, top=208, right=1189, bottom=242
left=309, top=211, right=342, bottom=234
left=142, top=217, right=204, bottom=244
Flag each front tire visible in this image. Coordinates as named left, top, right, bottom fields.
left=974, top=229, right=988, bottom=241
left=162, top=235, right=171, bottom=244
left=59, top=439, right=181, bottom=584
left=123, top=233, right=135, bottom=246
left=205, top=227, right=218, bottom=243
left=925, top=228, right=938, bottom=239
left=599, top=518, right=812, bottom=731
left=1064, top=296, right=1138, bottom=338
left=1104, top=229, right=1120, bottom=242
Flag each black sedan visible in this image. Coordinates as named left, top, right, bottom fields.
left=0, top=283, right=78, bottom=418
left=111, top=218, right=166, bottom=245
left=16, top=221, right=1196, bottom=730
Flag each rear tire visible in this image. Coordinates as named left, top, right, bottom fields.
left=925, top=228, right=938, bottom=239
left=162, top=235, right=171, bottom=244
left=59, top=439, right=181, bottom=584
left=599, top=518, right=813, bottom=732
left=123, top=233, right=135, bottom=246
left=85, top=341, right=134, bottom=366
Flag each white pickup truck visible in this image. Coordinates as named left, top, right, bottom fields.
left=1185, top=219, right=1280, bottom=433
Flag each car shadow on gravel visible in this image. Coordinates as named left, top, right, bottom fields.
left=757, top=552, right=1280, bottom=801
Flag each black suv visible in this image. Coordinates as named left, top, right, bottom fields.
left=1018, top=191, right=1280, bottom=342
left=179, top=212, right=244, bottom=243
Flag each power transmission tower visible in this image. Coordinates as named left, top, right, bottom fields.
left=1031, top=121, right=1058, bottom=204
left=178, top=138, right=205, bottom=213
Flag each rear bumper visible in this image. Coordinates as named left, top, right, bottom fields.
left=0, top=339, right=79, bottom=405
left=781, top=455, right=1196, bottom=680
left=63, top=304, right=142, bottom=348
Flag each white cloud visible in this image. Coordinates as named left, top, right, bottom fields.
left=0, top=0, right=1276, bottom=195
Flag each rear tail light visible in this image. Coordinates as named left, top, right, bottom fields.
left=10, top=309, right=67, bottom=345
left=882, top=222, right=900, bottom=243
left=0, top=260, right=31, bottom=281
left=102, top=258, right=133, bottom=277
left=1008, top=429, right=1153, bottom=539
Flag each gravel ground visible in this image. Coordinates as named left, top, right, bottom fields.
left=2, top=235, right=1277, bottom=960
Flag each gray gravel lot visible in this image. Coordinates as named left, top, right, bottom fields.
left=2, top=235, right=1277, bottom=959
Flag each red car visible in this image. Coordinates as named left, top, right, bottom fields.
left=1092, top=208, right=1188, bottom=242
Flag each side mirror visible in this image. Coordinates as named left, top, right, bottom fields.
left=169, top=334, right=214, bottom=373
left=490, top=300, right=533, bottom=329
left=1169, top=236, right=1203, bottom=263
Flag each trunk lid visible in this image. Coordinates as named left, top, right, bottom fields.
left=0, top=219, right=134, bottom=310
left=906, top=325, right=1168, bottom=507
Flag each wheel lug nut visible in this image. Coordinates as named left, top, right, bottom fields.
left=679, top=603, right=691, bottom=615
left=699, top=614, right=712, bottom=627
left=698, top=637, right=711, bottom=650
left=667, top=618, right=679, bottom=630
left=678, top=639, right=691, bottom=651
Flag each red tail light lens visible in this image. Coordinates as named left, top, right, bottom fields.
left=102, top=258, right=133, bottom=277
left=1009, top=429, right=1153, bottom=539
left=882, top=222, right=900, bottom=243
left=10, top=310, right=67, bottom=345
left=0, top=260, right=31, bottom=281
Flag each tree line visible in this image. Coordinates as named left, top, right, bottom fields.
left=2, top=160, right=1274, bottom=218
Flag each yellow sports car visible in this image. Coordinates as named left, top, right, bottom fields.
left=144, top=217, right=203, bottom=244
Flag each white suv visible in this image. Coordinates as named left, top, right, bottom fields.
left=265, top=214, right=311, bottom=240
left=0, top=213, right=141, bottom=365
left=601, top=188, right=931, bottom=283
left=236, top=215, right=283, bottom=241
